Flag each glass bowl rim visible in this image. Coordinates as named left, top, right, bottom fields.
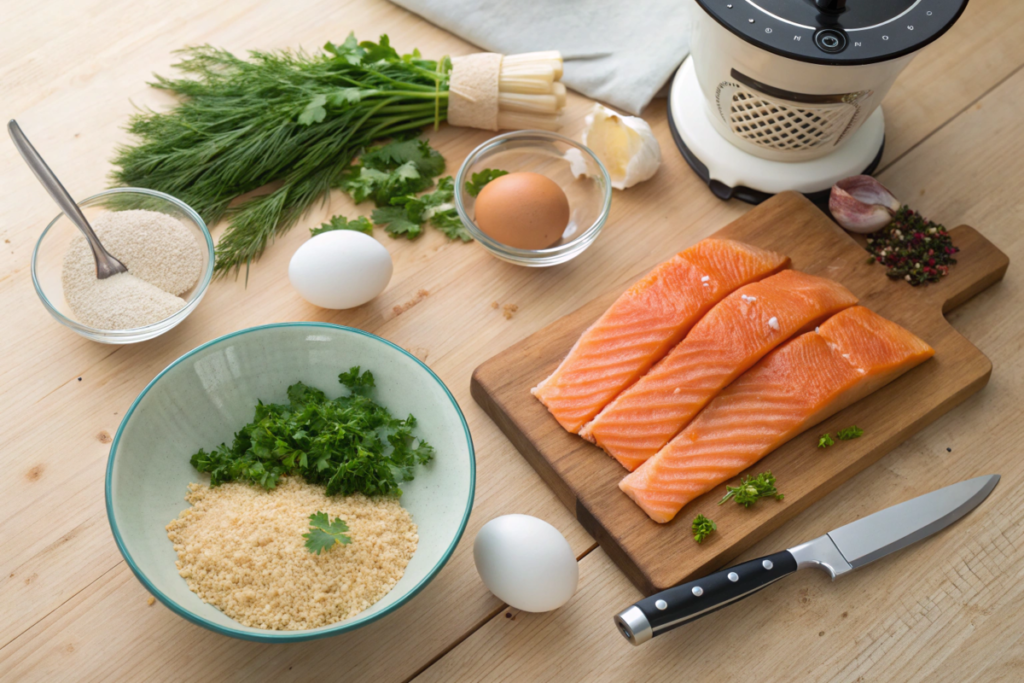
left=454, top=130, right=612, bottom=258
left=30, top=187, right=215, bottom=336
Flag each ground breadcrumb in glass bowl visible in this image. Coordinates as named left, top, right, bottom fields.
left=31, top=188, right=214, bottom=344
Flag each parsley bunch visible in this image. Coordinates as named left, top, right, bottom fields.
left=189, top=367, right=434, bottom=497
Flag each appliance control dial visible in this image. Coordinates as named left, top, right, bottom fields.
left=695, top=0, right=969, bottom=66
left=814, top=29, right=848, bottom=53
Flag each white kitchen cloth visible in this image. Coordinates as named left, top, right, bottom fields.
left=390, top=0, right=692, bottom=115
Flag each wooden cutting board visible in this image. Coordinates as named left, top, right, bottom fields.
left=471, top=192, right=1009, bottom=595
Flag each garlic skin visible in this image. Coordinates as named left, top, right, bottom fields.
left=829, top=175, right=901, bottom=233
left=581, top=104, right=661, bottom=190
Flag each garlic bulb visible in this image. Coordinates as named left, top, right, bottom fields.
left=580, top=104, right=661, bottom=190
left=829, top=176, right=901, bottom=233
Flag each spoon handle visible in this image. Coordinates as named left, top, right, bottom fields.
left=8, top=119, right=127, bottom=278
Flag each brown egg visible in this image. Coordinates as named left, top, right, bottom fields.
left=474, top=172, right=570, bottom=250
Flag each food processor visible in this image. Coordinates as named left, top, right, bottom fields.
left=669, top=0, right=970, bottom=203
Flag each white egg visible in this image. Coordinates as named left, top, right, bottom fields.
left=473, top=514, right=578, bottom=612
left=288, top=231, right=393, bottom=309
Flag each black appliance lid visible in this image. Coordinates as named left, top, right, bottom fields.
left=695, top=0, right=969, bottom=66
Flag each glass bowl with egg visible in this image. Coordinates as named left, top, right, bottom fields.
left=455, top=131, right=611, bottom=267
left=31, top=188, right=214, bottom=344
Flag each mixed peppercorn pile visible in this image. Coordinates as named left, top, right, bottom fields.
left=865, top=206, right=959, bottom=286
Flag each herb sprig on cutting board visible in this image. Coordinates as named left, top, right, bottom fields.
left=190, top=367, right=434, bottom=496
left=111, top=34, right=454, bottom=277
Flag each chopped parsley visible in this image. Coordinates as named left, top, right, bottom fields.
left=189, top=367, right=434, bottom=497
left=818, top=433, right=835, bottom=449
left=836, top=426, right=864, bottom=441
left=719, top=472, right=784, bottom=508
left=692, top=514, right=717, bottom=544
left=304, top=511, right=351, bottom=554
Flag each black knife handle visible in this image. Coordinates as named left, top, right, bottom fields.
left=615, top=550, right=798, bottom=645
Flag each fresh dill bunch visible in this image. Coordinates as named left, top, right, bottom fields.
left=110, top=34, right=452, bottom=278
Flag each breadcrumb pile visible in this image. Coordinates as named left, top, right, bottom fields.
left=166, top=478, right=417, bottom=630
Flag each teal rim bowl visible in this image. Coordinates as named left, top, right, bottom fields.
left=105, top=323, right=476, bottom=642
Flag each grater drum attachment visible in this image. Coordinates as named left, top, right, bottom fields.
left=714, top=71, right=871, bottom=161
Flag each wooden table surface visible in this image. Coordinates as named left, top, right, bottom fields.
left=2, top=1, right=1022, bottom=681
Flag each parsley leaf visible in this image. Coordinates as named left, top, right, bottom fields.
left=371, top=176, right=472, bottom=242
left=339, top=138, right=445, bottom=207
left=465, top=168, right=508, bottom=197
left=310, top=215, right=374, bottom=236
left=431, top=211, right=472, bottom=241
left=361, top=139, right=445, bottom=178
left=188, top=366, right=435, bottom=497
left=719, top=472, right=784, bottom=508
left=836, top=426, right=864, bottom=441
left=692, top=514, right=716, bottom=544
left=304, top=511, right=351, bottom=554
left=397, top=176, right=454, bottom=222
left=372, top=206, right=423, bottom=239
left=818, top=433, right=834, bottom=449
left=338, top=366, right=376, bottom=395
left=298, top=94, right=328, bottom=126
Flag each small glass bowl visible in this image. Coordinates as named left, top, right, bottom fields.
left=31, top=188, right=214, bottom=344
left=455, top=130, right=612, bottom=267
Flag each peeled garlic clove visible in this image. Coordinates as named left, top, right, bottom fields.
left=581, top=104, right=661, bottom=190
left=829, top=175, right=901, bottom=233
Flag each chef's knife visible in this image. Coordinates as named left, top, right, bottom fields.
left=615, top=474, right=999, bottom=645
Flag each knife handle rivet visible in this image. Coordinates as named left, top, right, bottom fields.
left=762, top=560, right=774, bottom=570
left=692, top=586, right=704, bottom=597
left=727, top=572, right=739, bottom=583
left=655, top=599, right=668, bottom=610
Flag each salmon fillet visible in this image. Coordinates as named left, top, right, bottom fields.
left=531, top=239, right=789, bottom=433
left=619, top=306, right=934, bottom=523
left=581, top=270, right=858, bottom=471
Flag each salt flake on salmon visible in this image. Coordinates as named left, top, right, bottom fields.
left=619, top=306, right=934, bottom=523
left=531, top=239, right=789, bottom=433
left=581, top=270, right=858, bottom=471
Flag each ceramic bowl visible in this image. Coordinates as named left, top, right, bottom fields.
left=454, top=130, right=612, bottom=267
left=106, top=323, right=475, bottom=642
left=31, top=187, right=214, bottom=344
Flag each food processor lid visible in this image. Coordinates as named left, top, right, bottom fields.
left=695, top=0, right=970, bottom=66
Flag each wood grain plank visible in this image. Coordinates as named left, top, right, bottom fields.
left=0, top=0, right=1022, bottom=680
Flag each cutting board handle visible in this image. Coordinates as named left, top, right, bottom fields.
left=923, top=225, right=1009, bottom=314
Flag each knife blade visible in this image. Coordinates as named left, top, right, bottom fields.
left=615, top=474, right=999, bottom=646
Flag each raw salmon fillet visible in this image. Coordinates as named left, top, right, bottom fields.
left=581, top=270, right=858, bottom=471
left=619, top=306, right=934, bottom=523
left=532, top=239, right=789, bottom=433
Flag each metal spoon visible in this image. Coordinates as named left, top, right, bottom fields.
left=8, top=119, right=127, bottom=279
